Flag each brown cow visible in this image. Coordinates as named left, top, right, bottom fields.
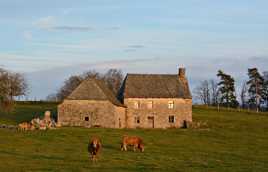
left=88, top=137, right=102, bottom=162
left=121, top=135, right=144, bottom=152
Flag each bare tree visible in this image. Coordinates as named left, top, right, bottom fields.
left=9, top=72, right=28, bottom=100
left=103, top=69, right=124, bottom=94
left=51, top=69, right=124, bottom=101
left=0, top=69, right=9, bottom=102
left=0, top=68, right=28, bottom=111
left=194, top=80, right=211, bottom=105
left=56, top=75, right=83, bottom=101
left=209, top=79, right=219, bottom=106
left=82, top=70, right=101, bottom=80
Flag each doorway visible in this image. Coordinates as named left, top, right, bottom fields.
left=147, top=116, right=154, bottom=128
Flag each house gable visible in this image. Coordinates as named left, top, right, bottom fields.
left=67, top=78, right=124, bottom=107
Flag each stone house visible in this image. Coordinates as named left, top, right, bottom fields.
left=117, top=68, right=192, bottom=128
left=58, top=68, right=192, bottom=129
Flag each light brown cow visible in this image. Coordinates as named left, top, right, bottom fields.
left=88, top=137, right=102, bottom=162
left=121, top=135, right=144, bottom=152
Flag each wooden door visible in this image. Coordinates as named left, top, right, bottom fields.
left=147, top=116, right=154, bottom=128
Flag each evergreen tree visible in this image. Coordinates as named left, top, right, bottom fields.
left=247, top=68, right=264, bottom=111
left=262, top=79, right=268, bottom=110
left=217, top=70, right=238, bottom=108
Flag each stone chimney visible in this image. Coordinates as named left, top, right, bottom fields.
left=178, top=67, right=186, bottom=79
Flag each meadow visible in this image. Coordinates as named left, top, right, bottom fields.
left=0, top=103, right=268, bottom=172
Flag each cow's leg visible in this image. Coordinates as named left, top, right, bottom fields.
left=91, top=152, right=96, bottom=162
left=95, top=154, right=99, bottom=162
left=133, top=144, right=137, bottom=152
left=92, top=154, right=96, bottom=162
left=123, top=144, right=127, bottom=151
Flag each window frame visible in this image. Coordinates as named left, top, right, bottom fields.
left=85, top=116, right=89, bottom=121
left=168, top=101, right=174, bottom=109
left=134, top=116, right=140, bottom=124
left=168, top=115, right=175, bottom=123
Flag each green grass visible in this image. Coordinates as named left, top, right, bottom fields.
left=0, top=103, right=268, bottom=172
left=0, top=102, right=58, bottom=125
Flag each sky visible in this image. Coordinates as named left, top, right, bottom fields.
left=0, top=0, right=268, bottom=99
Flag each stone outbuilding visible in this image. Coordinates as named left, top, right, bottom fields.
left=58, top=67, right=192, bottom=129
left=57, top=78, right=126, bottom=128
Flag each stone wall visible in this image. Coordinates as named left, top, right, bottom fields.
left=57, top=98, right=192, bottom=129
left=124, top=98, right=192, bottom=129
left=114, top=106, right=127, bottom=129
left=58, top=100, right=126, bottom=128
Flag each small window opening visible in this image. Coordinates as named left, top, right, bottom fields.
left=85, top=117, right=89, bottom=121
left=135, top=116, right=140, bottom=124
left=169, top=116, right=175, bottom=123
left=168, top=101, right=174, bottom=109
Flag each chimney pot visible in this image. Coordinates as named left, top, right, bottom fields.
left=179, top=67, right=186, bottom=78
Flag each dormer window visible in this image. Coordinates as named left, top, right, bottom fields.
left=168, top=101, right=174, bottom=109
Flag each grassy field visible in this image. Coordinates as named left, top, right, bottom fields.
left=0, top=103, right=268, bottom=172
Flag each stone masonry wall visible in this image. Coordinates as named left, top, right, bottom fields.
left=124, top=98, right=192, bottom=129
left=58, top=100, right=126, bottom=128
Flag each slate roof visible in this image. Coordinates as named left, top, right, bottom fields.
left=118, top=74, right=192, bottom=100
left=67, top=78, right=124, bottom=107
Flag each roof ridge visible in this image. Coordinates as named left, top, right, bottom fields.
left=127, top=73, right=177, bottom=76
left=121, top=73, right=192, bottom=99
left=94, top=79, right=124, bottom=107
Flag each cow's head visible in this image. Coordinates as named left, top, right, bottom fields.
left=91, top=139, right=99, bottom=148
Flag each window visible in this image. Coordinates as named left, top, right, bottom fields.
left=168, top=101, right=174, bottom=109
left=85, top=117, right=89, bottom=121
left=147, top=101, right=153, bottom=109
left=134, top=101, right=140, bottom=109
left=134, top=116, right=140, bottom=124
left=169, top=116, right=175, bottom=123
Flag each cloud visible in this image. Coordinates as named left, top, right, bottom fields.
left=81, top=57, right=160, bottom=69
left=108, top=26, right=120, bottom=30
left=6, top=53, right=268, bottom=100
left=35, top=16, right=56, bottom=30
left=34, top=16, right=94, bottom=32
left=124, top=44, right=145, bottom=52
left=128, top=45, right=145, bottom=49
left=52, top=26, right=94, bottom=32
left=0, top=53, right=72, bottom=72
left=248, top=56, right=268, bottom=63
left=23, top=31, right=33, bottom=40
left=34, top=16, right=118, bottom=32
left=25, top=57, right=162, bottom=99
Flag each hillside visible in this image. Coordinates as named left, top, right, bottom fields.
left=0, top=103, right=268, bottom=171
